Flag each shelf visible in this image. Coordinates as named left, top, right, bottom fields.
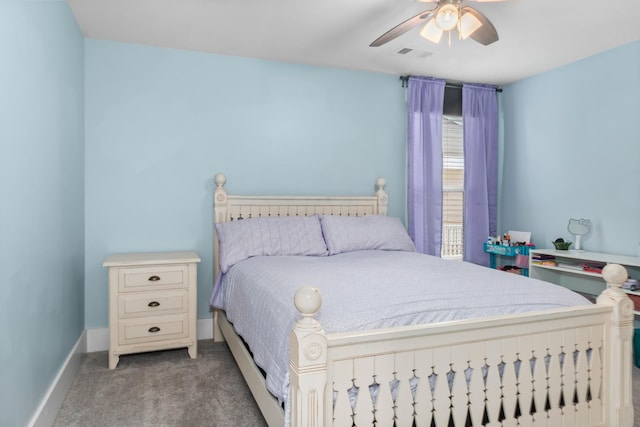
left=529, top=249, right=640, bottom=268
left=530, top=248, right=640, bottom=303
left=530, top=263, right=603, bottom=278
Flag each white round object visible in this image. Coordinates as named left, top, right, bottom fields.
left=435, top=3, right=459, bottom=31
left=294, top=286, right=322, bottom=315
left=602, top=264, right=628, bottom=287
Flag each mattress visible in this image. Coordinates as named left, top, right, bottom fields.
left=210, top=249, right=590, bottom=421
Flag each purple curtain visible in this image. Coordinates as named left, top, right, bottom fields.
left=462, top=83, right=498, bottom=266
left=407, top=77, right=445, bottom=255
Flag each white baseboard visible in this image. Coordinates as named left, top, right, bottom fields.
left=197, top=317, right=214, bottom=341
left=27, top=330, right=87, bottom=427
left=86, top=317, right=214, bottom=352
left=86, top=327, right=110, bottom=352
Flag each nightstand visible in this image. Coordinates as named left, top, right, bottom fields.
left=103, top=251, right=201, bottom=369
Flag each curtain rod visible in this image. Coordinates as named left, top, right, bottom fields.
left=399, top=75, right=502, bottom=92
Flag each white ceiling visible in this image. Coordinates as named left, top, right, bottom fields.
left=68, top=0, right=640, bottom=86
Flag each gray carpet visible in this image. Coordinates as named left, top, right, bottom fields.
left=53, top=340, right=267, bottom=427
left=55, top=340, right=640, bottom=426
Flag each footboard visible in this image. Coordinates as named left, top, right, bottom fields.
left=289, top=264, right=634, bottom=427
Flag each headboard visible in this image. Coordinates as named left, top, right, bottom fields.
left=212, top=173, right=388, bottom=276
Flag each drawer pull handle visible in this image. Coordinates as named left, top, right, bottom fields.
left=148, top=301, right=160, bottom=308
left=148, top=326, right=161, bottom=333
left=148, top=275, right=161, bottom=282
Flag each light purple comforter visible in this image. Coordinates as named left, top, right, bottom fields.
left=211, top=250, right=590, bottom=422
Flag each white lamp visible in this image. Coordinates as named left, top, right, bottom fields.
left=420, top=19, right=444, bottom=43
left=459, top=10, right=482, bottom=39
left=419, top=2, right=484, bottom=44
left=435, top=3, right=459, bottom=31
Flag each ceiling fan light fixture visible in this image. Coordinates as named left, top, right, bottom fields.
left=370, top=0, right=500, bottom=48
left=434, top=4, right=459, bottom=31
left=420, top=18, right=444, bottom=43
left=459, top=11, right=482, bottom=39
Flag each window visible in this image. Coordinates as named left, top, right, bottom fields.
left=441, top=115, right=464, bottom=259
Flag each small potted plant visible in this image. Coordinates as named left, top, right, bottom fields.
left=552, top=238, right=572, bottom=251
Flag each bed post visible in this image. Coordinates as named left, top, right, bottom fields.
left=597, top=263, right=634, bottom=426
left=375, top=177, right=388, bottom=215
left=290, top=286, right=327, bottom=427
left=214, top=173, right=228, bottom=224
left=213, top=173, right=228, bottom=342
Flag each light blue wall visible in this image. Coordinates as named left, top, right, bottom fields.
left=500, top=41, right=640, bottom=256
left=84, top=40, right=407, bottom=327
left=0, top=2, right=84, bottom=426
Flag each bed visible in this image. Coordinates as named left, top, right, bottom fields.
left=210, top=173, right=634, bottom=427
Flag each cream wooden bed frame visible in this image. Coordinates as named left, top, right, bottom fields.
left=211, top=173, right=634, bottom=427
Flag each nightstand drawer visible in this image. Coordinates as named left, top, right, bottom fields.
left=118, top=291, right=188, bottom=318
left=119, top=265, right=188, bottom=292
left=119, top=314, right=189, bottom=345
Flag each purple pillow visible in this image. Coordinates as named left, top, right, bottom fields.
left=319, top=215, right=416, bottom=255
left=216, top=215, right=328, bottom=273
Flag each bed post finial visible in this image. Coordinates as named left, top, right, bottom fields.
left=290, top=286, right=327, bottom=427
left=214, top=173, right=226, bottom=187
left=375, top=177, right=388, bottom=215
left=597, top=263, right=634, bottom=426
left=214, top=173, right=228, bottom=222
left=293, top=286, right=322, bottom=329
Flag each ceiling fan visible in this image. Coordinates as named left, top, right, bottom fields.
left=370, top=0, right=503, bottom=47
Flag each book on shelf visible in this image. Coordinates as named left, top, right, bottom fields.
left=556, top=262, right=584, bottom=271
left=581, top=261, right=606, bottom=274
left=545, top=261, right=606, bottom=274
left=532, top=253, right=556, bottom=260
left=531, top=253, right=556, bottom=266
left=531, top=259, right=557, bottom=266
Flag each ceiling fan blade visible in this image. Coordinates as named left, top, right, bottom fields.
left=370, top=9, right=435, bottom=47
left=461, top=6, right=499, bottom=45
